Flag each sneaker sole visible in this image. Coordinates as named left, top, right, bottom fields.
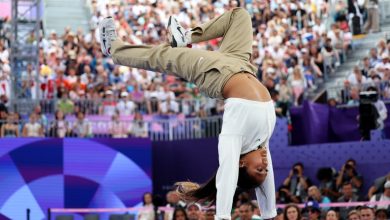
left=99, top=17, right=112, bottom=56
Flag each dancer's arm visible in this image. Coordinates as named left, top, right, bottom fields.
left=215, top=134, right=242, bottom=219
left=254, top=145, right=276, bottom=219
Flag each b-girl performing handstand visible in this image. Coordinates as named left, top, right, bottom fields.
left=99, top=8, right=276, bottom=219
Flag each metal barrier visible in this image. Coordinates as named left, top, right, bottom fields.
left=9, top=97, right=215, bottom=116
left=327, top=80, right=390, bottom=105
left=0, top=116, right=223, bottom=141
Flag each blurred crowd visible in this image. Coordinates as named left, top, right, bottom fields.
left=133, top=160, right=390, bottom=220
left=1, top=0, right=375, bottom=119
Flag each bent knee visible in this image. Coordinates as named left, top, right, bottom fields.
left=232, top=7, right=251, bottom=19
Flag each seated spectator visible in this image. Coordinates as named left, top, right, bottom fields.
left=282, top=162, right=312, bottom=203
left=237, top=202, right=256, bottom=220
left=48, top=110, right=69, bottom=138
left=57, top=93, right=74, bottom=115
left=186, top=203, right=202, bottom=220
left=316, top=167, right=339, bottom=201
left=337, top=182, right=359, bottom=220
left=116, top=92, right=136, bottom=115
left=358, top=206, right=375, bottom=220
left=283, top=204, right=302, bottom=220
left=325, top=209, right=339, bottom=220
left=347, top=66, right=370, bottom=86
left=0, top=113, right=19, bottom=137
left=308, top=186, right=332, bottom=211
left=204, top=208, right=215, bottom=220
left=71, top=111, right=92, bottom=138
left=159, top=97, right=179, bottom=115
left=99, top=90, right=117, bottom=116
left=368, top=172, right=390, bottom=199
left=303, top=201, right=321, bottom=220
left=347, top=87, right=360, bottom=106
left=374, top=209, right=388, bottom=220
left=369, top=180, right=390, bottom=211
left=109, top=112, right=128, bottom=138
left=22, top=113, right=44, bottom=137
left=130, top=112, right=148, bottom=138
left=138, top=192, right=154, bottom=220
left=172, top=207, right=188, bottom=220
left=347, top=210, right=360, bottom=220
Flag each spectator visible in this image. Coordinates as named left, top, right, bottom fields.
left=22, top=113, right=44, bottom=137
left=304, top=201, right=321, bottom=220
left=307, top=186, right=332, bottom=211
left=347, top=66, right=370, bottom=86
left=282, top=162, right=312, bottom=202
left=238, top=202, right=255, bottom=220
left=367, top=172, right=390, bottom=199
left=325, top=209, right=339, bottom=220
left=337, top=182, right=360, bottom=220
left=347, top=210, right=360, bottom=220
left=289, top=66, right=306, bottom=106
left=130, top=112, right=148, bottom=138
left=363, top=0, right=379, bottom=33
left=100, top=90, right=117, bottom=116
left=173, top=207, right=189, bottom=220
left=283, top=204, right=302, bottom=220
left=316, top=167, right=339, bottom=201
left=71, top=111, right=92, bottom=138
left=0, top=113, right=19, bottom=137
left=336, top=159, right=363, bottom=194
left=159, top=96, right=179, bottom=115
left=369, top=180, right=390, bottom=211
left=57, top=93, right=75, bottom=115
left=138, top=192, right=155, bottom=220
left=109, top=112, right=128, bottom=138
left=204, top=208, right=215, bottom=220
left=359, top=206, right=375, bottom=220
left=186, top=203, right=202, bottom=220
left=116, top=92, right=136, bottom=115
left=48, top=110, right=69, bottom=137
left=374, top=209, right=388, bottom=220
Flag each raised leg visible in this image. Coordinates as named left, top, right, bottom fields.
left=190, top=8, right=254, bottom=61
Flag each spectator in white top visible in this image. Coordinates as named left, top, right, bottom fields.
left=72, top=111, right=92, bottom=138
left=347, top=66, right=369, bottom=86
left=66, top=67, right=78, bottom=85
left=80, top=65, right=94, bottom=85
left=159, top=96, right=179, bottom=115
left=369, top=180, right=390, bottom=211
left=116, top=92, right=136, bottom=115
left=22, top=113, right=44, bottom=137
left=375, top=54, right=390, bottom=78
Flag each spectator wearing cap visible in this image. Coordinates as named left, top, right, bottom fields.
left=308, top=186, right=331, bottom=211
left=369, top=180, right=390, bottom=211
left=359, top=206, right=375, bottom=220
left=374, top=54, right=390, bottom=78
left=186, top=203, right=202, bottom=220
left=116, top=92, right=136, bottom=115
left=304, top=201, right=321, bottom=220
left=338, top=182, right=359, bottom=220
left=99, top=90, right=117, bottom=116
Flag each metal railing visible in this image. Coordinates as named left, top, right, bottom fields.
left=327, top=80, right=390, bottom=105
left=0, top=116, right=223, bottom=141
left=9, top=97, right=217, bottom=116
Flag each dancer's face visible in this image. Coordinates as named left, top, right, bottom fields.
left=240, top=148, right=268, bottom=185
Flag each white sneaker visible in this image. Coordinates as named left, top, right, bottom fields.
left=167, top=16, right=188, bottom=47
left=99, top=16, right=117, bottom=56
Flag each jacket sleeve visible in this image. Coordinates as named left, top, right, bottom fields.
left=215, top=134, right=242, bottom=220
